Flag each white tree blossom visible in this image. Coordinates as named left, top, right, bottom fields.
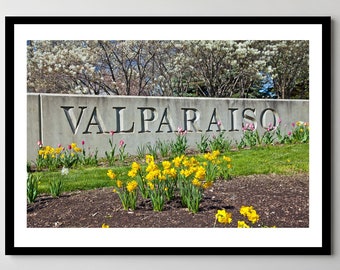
left=27, top=40, right=309, bottom=99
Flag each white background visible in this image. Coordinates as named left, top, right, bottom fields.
left=13, top=23, right=323, bottom=249
left=1, top=0, right=338, bottom=269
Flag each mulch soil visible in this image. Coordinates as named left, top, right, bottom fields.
left=27, top=173, right=309, bottom=228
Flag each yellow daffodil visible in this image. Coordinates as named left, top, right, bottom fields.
left=180, top=169, right=193, bottom=178
left=146, top=161, right=158, bottom=173
left=172, top=155, right=184, bottom=167
left=162, top=160, right=172, bottom=170
left=223, top=156, right=232, bottom=162
left=158, top=173, right=166, bottom=181
left=128, top=169, right=138, bottom=177
left=131, top=162, right=141, bottom=171
left=237, top=221, right=250, bottom=228
left=116, top=180, right=123, bottom=188
left=145, top=154, right=154, bottom=164
left=107, top=169, right=116, bottom=179
left=194, top=166, right=206, bottom=180
left=240, top=205, right=260, bottom=224
left=147, top=182, right=155, bottom=190
left=202, top=181, right=213, bottom=189
left=215, top=209, right=232, bottom=224
left=74, top=146, right=82, bottom=153
left=55, top=147, right=64, bottom=154
left=126, top=180, right=138, bottom=193
left=192, top=178, right=201, bottom=187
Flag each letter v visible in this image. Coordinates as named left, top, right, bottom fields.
left=61, top=106, right=87, bottom=134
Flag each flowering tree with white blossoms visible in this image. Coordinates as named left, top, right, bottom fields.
left=27, top=40, right=104, bottom=94
left=263, top=40, right=309, bottom=99
left=27, top=40, right=309, bottom=99
left=175, top=40, right=267, bottom=97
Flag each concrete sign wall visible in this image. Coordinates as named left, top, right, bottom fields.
left=27, top=93, right=309, bottom=161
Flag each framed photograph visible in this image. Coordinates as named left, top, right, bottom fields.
left=5, top=16, right=331, bottom=255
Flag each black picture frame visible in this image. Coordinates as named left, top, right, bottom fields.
left=5, top=16, right=331, bottom=255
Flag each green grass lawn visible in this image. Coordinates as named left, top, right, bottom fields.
left=229, top=143, right=308, bottom=175
left=32, top=143, right=309, bottom=194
